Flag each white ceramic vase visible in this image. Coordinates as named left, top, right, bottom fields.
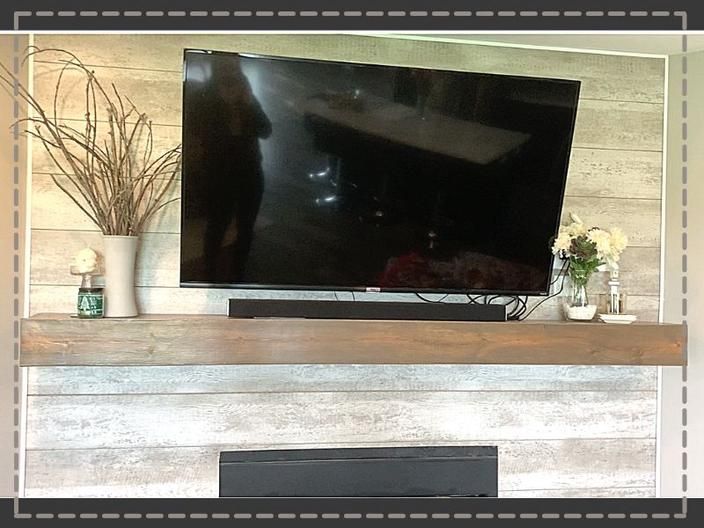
left=563, top=303, right=597, bottom=321
left=103, top=235, right=139, bottom=317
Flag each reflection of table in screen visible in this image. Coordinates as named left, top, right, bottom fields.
left=303, top=96, right=531, bottom=166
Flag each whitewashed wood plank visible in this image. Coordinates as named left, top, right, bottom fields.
left=32, top=62, right=182, bottom=127
left=28, top=230, right=661, bottom=298
left=585, top=247, right=660, bottom=297
left=529, top=294, right=660, bottom=323
left=519, top=288, right=659, bottom=322
left=23, top=438, right=654, bottom=498
left=34, top=34, right=665, bottom=103
left=500, top=487, right=654, bottom=498
left=26, top=282, right=659, bottom=322
left=497, top=438, right=655, bottom=491
left=25, top=364, right=658, bottom=395
left=31, top=171, right=662, bottom=245
left=27, top=284, right=660, bottom=322
left=31, top=123, right=181, bottom=175
left=565, top=149, right=662, bottom=200
left=28, top=284, right=333, bottom=316
left=34, top=145, right=663, bottom=202
left=561, top=197, right=661, bottom=248
left=572, top=100, right=663, bottom=152
left=25, top=391, right=657, bottom=450
left=25, top=447, right=217, bottom=498
left=30, top=173, right=180, bottom=233
left=32, top=61, right=663, bottom=151
left=30, top=230, right=180, bottom=287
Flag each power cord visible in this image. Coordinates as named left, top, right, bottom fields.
left=411, top=259, right=569, bottom=321
left=459, top=293, right=527, bottom=320
left=414, top=293, right=450, bottom=303
left=516, top=259, right=569, bottom=321
left=334, top=291, right=356, bottom=301
left=336, top=259, right=568, bottom=321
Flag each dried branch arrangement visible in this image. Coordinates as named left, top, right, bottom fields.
left=0, top=47, right=181, bottom=236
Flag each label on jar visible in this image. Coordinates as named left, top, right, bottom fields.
left=77, top=289, right=104, bottom=318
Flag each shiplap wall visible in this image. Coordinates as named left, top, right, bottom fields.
left=25, top=34, right=665, bottom=498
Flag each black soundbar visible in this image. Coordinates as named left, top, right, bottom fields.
left=227, top=298, right=506, bottom=321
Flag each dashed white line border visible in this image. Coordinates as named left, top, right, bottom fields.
left=9, top=7, right=689, bottom=521
left=11, top=9, right=688, bottom=26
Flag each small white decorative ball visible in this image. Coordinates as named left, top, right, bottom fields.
left=73, top=247, right=99, bottom=275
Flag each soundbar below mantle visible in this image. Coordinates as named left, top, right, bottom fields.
left=20, top=314, right=685, bottom=367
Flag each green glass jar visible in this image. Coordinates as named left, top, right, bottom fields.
left=77, top=287, right=104, bottom=319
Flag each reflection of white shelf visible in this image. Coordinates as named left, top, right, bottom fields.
left=304, top=96, right=530, bottom=165
left=21, top=313, right=685, bottom=367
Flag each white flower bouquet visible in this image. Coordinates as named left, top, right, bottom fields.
left=551, top=214, right=628, bottom=314
left=552, top=213, right=628, bottom=279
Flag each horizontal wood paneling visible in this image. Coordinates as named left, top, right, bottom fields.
left=30, top=174, right=179, bottom=234
left=29, top=230, right=662, bottom=296
left=33, top=63, right=182, bottom=126
left=565, top=149, right=662, bottom=199
left=33, top=144, right=664, bottom=202
left=30, top=231, right=181, bottom=286
left=30, top=177, right=663, bottom=248
left=571, top=100, right=662, bottom=151
left=591, top=247, right=660, bottom=296
left=27, top=284, right=661, bottom=322
left=26, top=391, right=656, bottom=450
left=33, top=144, right=664, bottom=203
left=500, top=487, right=654, bottom=498
left=23, top=438, right=655, bottom=498
left=34, top=34, right=665, bottom=103
left=32, top=62, right=663, bottom=152
left=32, top=122, right=182, bottom=175
left=27, top=364, right=658, bottom=395
left=561, top=196, right=661, bottom=248
left=26, top=34, right=664, bottom=498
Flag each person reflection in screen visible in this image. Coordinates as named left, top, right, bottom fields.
left=200, top=56, right=272, bottom=282
left=393, top=68, right=433, bottom=118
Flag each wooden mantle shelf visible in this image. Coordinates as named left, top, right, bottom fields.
left=20, top=313, right=686, bottom=367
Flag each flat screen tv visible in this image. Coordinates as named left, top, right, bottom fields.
left=180, top=49, right=580, bottom=295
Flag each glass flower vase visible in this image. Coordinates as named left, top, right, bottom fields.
left=570, top=281, right=589, bottom=308
left=564, top=271, right=597, bottom=321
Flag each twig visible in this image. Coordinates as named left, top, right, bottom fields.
left=2, top=47, right=181, bottom=236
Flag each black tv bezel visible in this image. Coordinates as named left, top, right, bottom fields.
left=179, top=48, right=581, bottom=297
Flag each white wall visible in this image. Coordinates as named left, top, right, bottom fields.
left=0, top=34, right=28, bottom=498
left=661, top=49, right=704, bottom=497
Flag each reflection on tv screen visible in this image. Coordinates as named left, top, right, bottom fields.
left=180, top=50, right=580, bottom=294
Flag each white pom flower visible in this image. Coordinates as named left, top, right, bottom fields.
left=568, top=222, right=588, bottom=237
left=587, top=228, right=613, bottom=260
left=552, top=231, right=572, bottom=256
left=73, top=247, right=98, bottom=275
left=609, top=227, right=628, bottom=253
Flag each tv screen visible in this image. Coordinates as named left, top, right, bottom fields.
left=180, top=49, right=580, bottom=295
